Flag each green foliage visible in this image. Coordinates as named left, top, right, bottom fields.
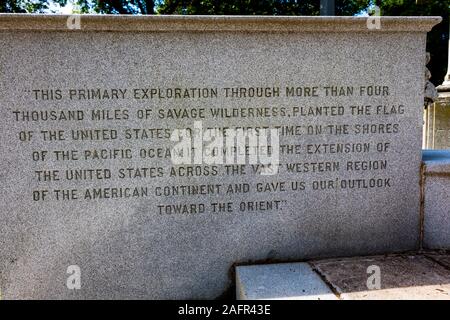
left=76, top=0, right=155, bottom=14
left=376, top=0, right=450, bottom=85
left=0, top=0, right=66, bottom=12
left=157, top=0, right=369, bottom=16
left=0, top=0, right=154, bottom=13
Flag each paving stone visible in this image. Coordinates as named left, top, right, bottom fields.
left=312, top=255, right=450, bottom=300
left=236, top=263, right=337, bottom=300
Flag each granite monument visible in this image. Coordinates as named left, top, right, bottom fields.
left=0, top=14, right=441, bottom=299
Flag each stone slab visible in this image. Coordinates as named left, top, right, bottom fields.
left=0, top=15, right=441, bottom=299
left=423, top=150, right=450, bottom=249
left=423, top=149, right=450, bottom=173
left=236, top=263, right=337, bottom=300
left=312, top=255, right=450, bottom=300
left=0, top=14, right=440, bottom=32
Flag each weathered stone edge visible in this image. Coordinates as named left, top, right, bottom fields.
left=0, top=14, right=442, bottom=32
left=423, top=150, right=450, bottom=175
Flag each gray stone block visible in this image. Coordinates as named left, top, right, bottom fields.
left=236, top=263, right=337, bottom=300
left=0, top=15, right=441, bottom=299
left=423, top=150, right=450, bottom=249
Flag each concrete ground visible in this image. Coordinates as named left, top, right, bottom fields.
left=312, top=252, right=450, bottom=300
left=236, top=251, right=450, bottom=300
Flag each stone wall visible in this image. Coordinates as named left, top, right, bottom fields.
left=422, top=150, right=450, bottom=249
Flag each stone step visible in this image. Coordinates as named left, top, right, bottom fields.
left=236, top=262, right=337, bottom=300
left=236, top=253, right=450, bottom=300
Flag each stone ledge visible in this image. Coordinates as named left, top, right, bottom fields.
left=236, top=263, right=337, bottom=300
left=0, top=14, right=442, bottom=33
left=423, top=150, right=450, bottom=249
left=423, top=150, right=450, bottom=174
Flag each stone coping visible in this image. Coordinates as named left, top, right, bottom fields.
left=423, top=150, right=450, bottom=174
left=0, top=14, right=442, bottom=33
